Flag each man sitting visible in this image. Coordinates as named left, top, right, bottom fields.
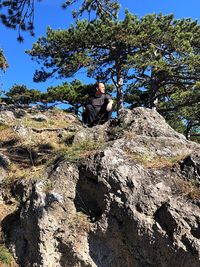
left=82, top=83, right=113, bottom=127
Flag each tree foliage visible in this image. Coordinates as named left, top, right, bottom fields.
left=1, top=3, right=200, bottom=139
left=6, top=84, right=41, bottom=104
left=44, top=79, right=95, bottom=114
left=26, top=12, right=140, bottom=111
left=0, top=0, right=35, bottom=42
left=44, top=79, right=113, bottom=113
left=63, top=0, right=119, bottom=19
left=123, top=14, right=200, bottom=111
left=5, top=81, right=113, bottom=114
left=26, top=12, right=200, bottom=114
left=0, top=0, right=119, bottom=41
left=166, top=102, right=200, bottom=141
left=0, top=48, right=8, bottom=71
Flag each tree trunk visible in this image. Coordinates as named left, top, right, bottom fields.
left=74, top=105, right=79, bottom=115
left=149, top=69, right=158, bottom=109
left=116, top=61, right=123, bottom=116
left=116, top=84, right=123, bottom=116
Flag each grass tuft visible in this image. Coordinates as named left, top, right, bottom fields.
left=0, top=245, right=14, bottom=266
left=177, top=180, right=200, bottom=200
left=0, top=126, right=19, bottom=147
left=126, top=151, right=191, bottom=169
left=58, top=138, right=106, bottom=163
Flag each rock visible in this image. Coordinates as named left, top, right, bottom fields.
left=65, top=113, right=77, bottom=122
left=31, top=114, right=48, bottom=122
left=2, top=108, right=200, bottom=267
left=14, top=109, right=27, bottom=118
left=0, top=110, right=16, bottom=124
left=119, top=107, right=186, bottom=139
left=0, top=168, right=7, bottom=184
left=13, top=125, right=33, bottom=139
left=0, top=102, right=7, bottom=111
left=180, top=148, right=200, bottom=181
left=73, top=121, right=110, bottom=144
left=0, top=153, right=10, bottom=169
left=2, top=164, right=95, bottom=267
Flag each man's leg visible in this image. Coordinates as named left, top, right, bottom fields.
left=82, top=110, right=87, bottom=124
left=84, top=104, right=96, bottom=126
left=98, top=106, right=112, bottom=124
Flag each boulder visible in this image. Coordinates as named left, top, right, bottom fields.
left=13, top=125, right=33, bottom=140
left=0, top=110, right=15, bottom=124
left=65, top=113, right=77, bottom=122
left=14, top=109, right=27, bottom=118
left=31, top=115, right=48, bottom=122
left=2, top=108, right=200, bottom=267
left=73, top=122, right=110, bottom=144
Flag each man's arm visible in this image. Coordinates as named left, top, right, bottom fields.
left=106, top=99, right=113, bottom=112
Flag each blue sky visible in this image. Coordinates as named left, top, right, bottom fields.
left=0, top=0, right=200, bottom=93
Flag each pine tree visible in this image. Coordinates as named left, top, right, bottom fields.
left=44, top=79, right=113, bottom=114
left=27, top=12, right=200, bottom=116
left=125, top=14, right=200, bottom=112
left=0, top=48, right=8, bottom=71
left=0, top=0, right=119, bottom=41
left=45, top=80, right=94, bottom=114
left=26, top=12, right=139, bottom=112
left=6, top=84, right=41, bottom=104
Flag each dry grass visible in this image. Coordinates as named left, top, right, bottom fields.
left=66, top=212, right=91, bottom=237
left=0, top=203, right=16, bottom=221
left=0, top=108, right=101, bottom=182
left=175, top=180, right=200, bottom=200
left=59, top=138, right=106, bottom=162
left=1, top=131, right=75, bottom=183
left=0, top=126, right=19, bottom=146
left=43, top=180, right=54, bottom=193
left=21, top=109, right=74, bottom=129
left=6, top=164, right=46, bottom=183
left=0, top=124, right=10, bottom=131
left=127, top=151, right=190, bottom=169
left=59, top=132, right=75, bottom=146
left=123, top=130, right=136, bottom=140
left=144, top=154, right=190, bottom=169
left=3, top=137, right=104, bottom=182
left=22, top=117, right=69, bottom=129
left=73, top=212, right=91, bottom=233
left=0, top=245, right=15, bottom=267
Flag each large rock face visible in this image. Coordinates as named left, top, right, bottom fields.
left=1, top=108, right=200, bottom=267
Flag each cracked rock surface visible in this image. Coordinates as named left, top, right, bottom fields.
left=1, top=108, right=200, bottom=267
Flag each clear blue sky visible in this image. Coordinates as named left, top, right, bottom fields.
left=0, top=0, right=200, bottom=93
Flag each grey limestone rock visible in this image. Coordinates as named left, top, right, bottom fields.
left=2, top=108, right=200, bottom=267
left=0, top=110, right=16, bottom=124
left=13, top=125, right=33, bottom=139
left=31, top=114, right=48, bottom=122
left=14, top=109, right=27, bottom=118
left=73, top=122, right=110, bottom=144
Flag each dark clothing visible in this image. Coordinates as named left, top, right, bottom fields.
left=90, top=94, right=112, bottom=112
left=82, top=93, right=112, bottom=126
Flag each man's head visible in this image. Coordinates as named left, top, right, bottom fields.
left=96, top=83, right=105, bottom=94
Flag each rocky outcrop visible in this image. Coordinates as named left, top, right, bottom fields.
left=1, top=108, right=200, bottom=267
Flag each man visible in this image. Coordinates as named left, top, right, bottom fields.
left=82, top=83, right=113, bottom=126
